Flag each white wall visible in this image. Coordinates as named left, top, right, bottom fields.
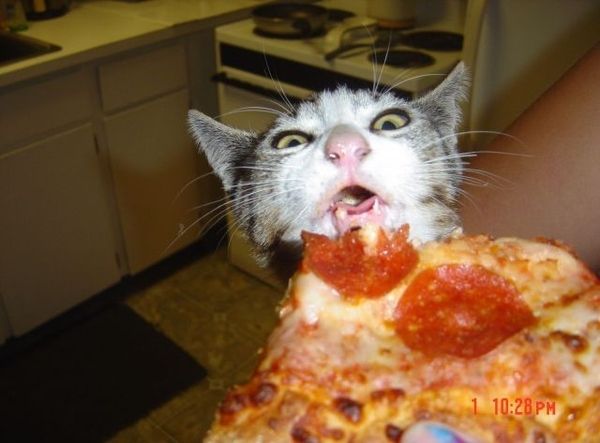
left=462, top=0, right=600, bottom=148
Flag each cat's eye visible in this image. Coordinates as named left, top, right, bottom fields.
left=273, top=131, right=311, bottom=149
left=371, top=110, right=410, bottom=132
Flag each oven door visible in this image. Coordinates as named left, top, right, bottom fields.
left=214, top=70, right=311, bottom=288
left=214, top=69, right=310, bottom=132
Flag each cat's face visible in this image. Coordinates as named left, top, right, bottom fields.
left=189, top=63, right=467, bottom=274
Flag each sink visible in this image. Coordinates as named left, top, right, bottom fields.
left=0, top=31, right=61, bottom=67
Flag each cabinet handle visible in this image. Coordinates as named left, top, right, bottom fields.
left=93, top=135, right=100, bottom=155
left=211, top=72, right=302, bottom=105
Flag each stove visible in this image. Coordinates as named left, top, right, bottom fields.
left=369, top=50, right=436, bottom=69
left=215, top=0, right=464, bottom=100
left=402, top=30, right=464, bottom=52
left=253, top=27, right=328, bottom=40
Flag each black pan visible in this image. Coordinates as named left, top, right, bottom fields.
left=252, top=3, right=329, bottom=37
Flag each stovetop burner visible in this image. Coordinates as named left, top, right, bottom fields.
left=402, top=31, right=463, bottom=52
left=327, top=8, right=355, bottom=22
left=369, top=50, right=435, bottom=68
left=253, top=27, right=327, bottom=40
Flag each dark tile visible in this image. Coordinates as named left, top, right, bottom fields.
left=127, top=284, right=263, bottom=377
left=0, top=304, right=204, bottom=443
left=122, top=246, right=283, bottom=440
left=160, top=380, right=227, bottom=443
left=107, top=417, right=177, bottom=443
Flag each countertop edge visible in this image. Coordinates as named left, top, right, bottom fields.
left=0, top=7, right=254, bottom=89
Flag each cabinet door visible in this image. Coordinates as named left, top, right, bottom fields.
left=0, top=125, right=121, bottom=335
left=104, top=89, right=205, bottom=274
left=0, top=297, right=11, bottom=344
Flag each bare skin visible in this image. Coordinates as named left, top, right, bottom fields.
left=460, top=45, right=600, bottom=271
left=412, top=44, right=600, bottom=443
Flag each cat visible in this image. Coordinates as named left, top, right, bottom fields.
left=188, top=62, right=468, bottom=279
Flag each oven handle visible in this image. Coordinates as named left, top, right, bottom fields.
left=211, top=72, right=302, bottom=105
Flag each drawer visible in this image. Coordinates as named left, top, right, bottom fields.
left=0, top=68, right=93, bottom=155
left=99, top=43, right=188, bottom=112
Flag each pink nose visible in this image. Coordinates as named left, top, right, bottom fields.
left=325, top=125, right=371, bottom=168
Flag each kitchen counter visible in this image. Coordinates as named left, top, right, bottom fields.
left=0, top=0, right=271, bottom=337
left=0, top=0, right=269, bottom=87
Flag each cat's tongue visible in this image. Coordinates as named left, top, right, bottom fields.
left=333, top=196, right=385, bottom=234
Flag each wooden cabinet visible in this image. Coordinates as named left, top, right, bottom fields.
left=0, top=125, right=121, bottom=335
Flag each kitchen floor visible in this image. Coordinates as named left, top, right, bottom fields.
left=106, top=244, right=281, bottom=442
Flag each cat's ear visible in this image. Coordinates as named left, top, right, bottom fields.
left=188, top=110, right=257, bottom=190
left=416, top=61, right=469, bottom=133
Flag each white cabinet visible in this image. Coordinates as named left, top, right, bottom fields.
left=98, top=43, right=188, bottom=112
left=0, top=125, right=121, bottom=335
left=0, top=297, right=11, bottom=344
left=99, top=41, right=216, bottom=274
left=104, top=90, right=203, bottom=273
left=0, top=36, right=220, bottom=336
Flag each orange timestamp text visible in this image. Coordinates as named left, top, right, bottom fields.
left=471, top=397, right=557, bottom=416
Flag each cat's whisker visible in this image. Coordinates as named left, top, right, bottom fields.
left=380, top=68, right=414, bottom=95
left=232, top=180, right=305, bottom=194
left=172, top=170, right=220, bottom=204
left=427, top=130, right=531, bottom=153
left=264, top=97, right=296, bottom=116
left=196, top=208, right=232, bottom=241
left=173, top=171, right=303, bottom=221
left=373, top=31, right=392, bottom=95
left=183, top=198, right=234, bottom=227
left=225, top=186, right=306, bottom=250
left=362, top=24, right=379, bottom=97
left=162, top=205, right=228, bottom=255
left=426, top=163, right=511, bottom=182
left=452, top=186, right=482, bottom=214
left=424, top=149, right=531, bottom=165
left=384, top=73, right=447, bottom=94
left=215, top=107, right=285, bottom=119
left=417, top=170, right=509, bottom=193
left=418, top=168, right=499, bottom=186
left=169, top=186, right=290, bottom=253
left=231, top=163, right=303, bottom=173
left=226, top=216, right=251, bottom=253
left=280, top=204, right=311, bottom=237
left=262, top=51, right=296, bottom=115
left=229, top=187, right=306, bottom=215
left=226, top=165, right=303, bottom=174
left=234, top=181, right=304, bottom=190
left=427, top=174, right=499, bottom=189
left=462, top=168, right=515, bottom=187
left=185, top=195, right=230, bottom=214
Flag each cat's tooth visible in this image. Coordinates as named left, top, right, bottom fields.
left=335, top=207, right=348, bottom=220
left=341, top=195, right=359, bottom=205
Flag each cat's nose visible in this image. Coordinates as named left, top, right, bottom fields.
left=325, top=125, right=371, bottom=168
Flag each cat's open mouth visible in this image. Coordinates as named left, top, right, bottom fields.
left=330, top=186, right=386, bottom=234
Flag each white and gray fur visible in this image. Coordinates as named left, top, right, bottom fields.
left=188, top=62, right=468, bottom=278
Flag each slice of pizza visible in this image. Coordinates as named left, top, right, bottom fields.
left=205, top=225, right=600, bottom=443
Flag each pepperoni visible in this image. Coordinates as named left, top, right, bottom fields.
left=301, top=225, right=418, bottom=299
left=395, top=264, right=535, bottom=358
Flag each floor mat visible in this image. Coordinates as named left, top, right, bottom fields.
left=0, top=303, right=206, bottom=442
